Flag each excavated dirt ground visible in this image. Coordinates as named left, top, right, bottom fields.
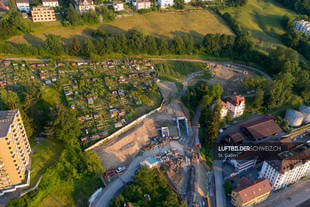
left=93, top=81, right=190, bottom=170
left=197, top=65, right=254, bottom=96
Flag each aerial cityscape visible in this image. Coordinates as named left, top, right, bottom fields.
left=0, top=0, right=309, bottom=206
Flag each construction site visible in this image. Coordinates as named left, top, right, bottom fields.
left=92, top=80, right=190, bottom=171
left=89, top=61, right=260, bottom=207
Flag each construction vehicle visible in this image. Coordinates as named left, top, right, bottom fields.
left=205, top=63, right=210, bottom=70
left=206, top=195, right=211, bottom=207
left=192, top=152, right=200, bottom=162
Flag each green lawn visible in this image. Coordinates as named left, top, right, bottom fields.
left=9, top=10, right=234, bottom=45
left=221, top=0, right=296, bottom=50
left=30, top=138, right=63, bottom=188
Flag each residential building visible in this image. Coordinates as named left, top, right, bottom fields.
left=113, top=1, right=124, bottom=11
left=42, top=0, right=59, bottom=7
left=133, top=0, right=151, bottom=10
left=31, top=6, right=56, bottom=22
left=16, top=0, right=30, bottom=13
left=0, top=0, right=9, bottom=12
left=226, top=96, right=245, bottom=118
left=220, top=101, right=228, bottom=119
left=240, top=115, right=283, bottom=141
left=231, top=177, right=271, bottom=207
left=157, top=0, right=173, bottom=8
left=75, top=0, right=95, bottom=13
left=294, top=20, right=310, bottom=36
left=0, top=109, right=31, bottom=190
left=229, top=153, right=257, bottom=174
left=259, top=142, right=310, bottom=190
left=184, top=0, right=190, bottom=3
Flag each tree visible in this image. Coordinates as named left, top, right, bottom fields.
left=66, top=4, right=82, bottom=26
left=209, top=83, right=223, bottom=99
left=268, top=72, right=294, bottom=108
left=174, top=0, right=185, bottom=9
left=43, top=34, right=64, bottom=56
left=51, top=106, right=80, bottom=146
left=224, top=181, right=233, bottom=195
left=82, top=39, right=96, bottom=57
left=71, top=37, right=81, bottom=56
left=253, top=88, right=264, bottom=109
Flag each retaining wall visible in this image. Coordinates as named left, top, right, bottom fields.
left=85, top=100, right=164, bottom=152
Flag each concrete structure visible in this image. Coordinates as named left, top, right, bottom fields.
left=113, top=1, right=124, bottom=11
left=294, top=20, right=310, bottom=36
left=259, top=142, right=310, bottom=190
left=157, top=0, right=173, bottom=8
left=176, top=116, right=189, bottom=137
left=42, top=0, right=59, bottom=7
left=231, top=177, right=271, bottom=207
left=133, top=0, right=151, bottom=10
left=75, top=0, right=95, bottom=13
left=31, top=6, right=56, bottom=22
left=16, top=0, right=30, bottom=13
left=226, top=96, right=245, bottom=118
left=141, top=156, right=161, bottom=168
left=161, top=127, right=169, bottom=138
left=0, top=109, right=31, bottom=191
left=299, top=106, right=310, bottom=123
left=285, top=109, right=304, bottom=127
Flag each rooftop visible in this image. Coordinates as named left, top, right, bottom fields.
left=16, top=0, right=29, bottom=3
left=268, top=142, right=310, bottom=174
left=227, top=96, right=245, bottom=107
left=240, top=115, right=282, bottom=140
left=233, top=177, right=271, bottom=204
left=0, top=109, right=19, bottom=138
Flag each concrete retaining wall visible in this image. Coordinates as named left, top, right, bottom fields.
left=85, top=101, right=164, bottom=152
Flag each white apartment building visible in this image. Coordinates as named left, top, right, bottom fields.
left=259, top=143, right=310, bottom=190
left=133, top=0, right=151, bottom=10
left=16, top=0, right=30, bottom=13
left=75, top=0, right=95, bottom=13
left=113, top=1, right=124, bottom=11
left=226, top=96, right=245, bottom=118
left=157, top=0, right=173, bottom=8
left=294, top=20, right=310, bottom=36
left=42, top=0, right=59, bottom=7
left=229, top=155, right=257, bottom=174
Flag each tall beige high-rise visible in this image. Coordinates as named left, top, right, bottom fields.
left=0, top=109, right=31, bottom=189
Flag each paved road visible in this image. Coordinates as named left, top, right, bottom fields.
left=256, top=177, right=310, bottom=207
left=92, top=144, right=173, bottom=207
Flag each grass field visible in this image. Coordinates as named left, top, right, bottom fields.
left=9, top=10, right=234, bottom=45
left=221, top=0, right=296, bottom=49
left=30, top=139, right=63, bottom=188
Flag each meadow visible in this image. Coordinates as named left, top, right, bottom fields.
left=221, top=0, right=296, bottom=50
left=9, top=10, right=234, bottom=45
